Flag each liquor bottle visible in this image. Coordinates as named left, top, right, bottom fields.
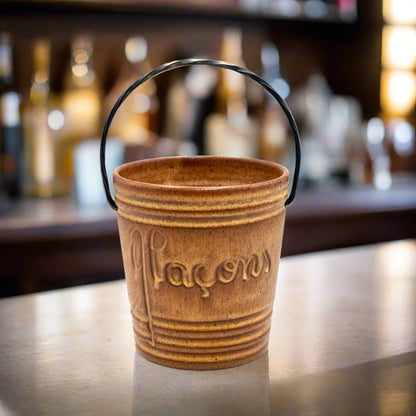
left=205, top=27, right=259, bottom=158
left=259, top=43, right=290, bottom=163
left=163, top=66, right=188, bottom=146
left=60, top=35, right=101, bottom=187
left=0, top=33, right=13, bottom=93
left=23, top=39, right=57, bottom=197
left=105, top=36, right=158, bottom=147
left=164, top=57, right=217, bottom=155
left=1, top=92, right=24, bottom=198
left=0, top=33, right=24, bottom=198
left=216, top=27, right=247, bottom=121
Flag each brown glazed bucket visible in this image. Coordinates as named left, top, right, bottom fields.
left=101, top=59, right=301, bottom=370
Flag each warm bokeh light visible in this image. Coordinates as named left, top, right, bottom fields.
left=367, top=117, right=385, bottom=145
left=382, top=26, right=416, bottom=70
left=72, top=63, right=88, bottom=78
left=125, top=36, right=147, bottom=64
left=383, top=0, right=416, bottom=24
left=47, top=110, right=65, bottom=131
left=61, top=89, right=101, bottom=139
left=388, top=118, right=415, bottom=156
left=74, top=51, right=89, bottom=65
left=380, top=70, right=416, bottom=116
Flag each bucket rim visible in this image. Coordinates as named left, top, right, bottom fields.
left=113, top=155, right=289, bottom=193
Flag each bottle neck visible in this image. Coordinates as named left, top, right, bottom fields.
left=30, top=40, right=51, bottom=106
left=0, top=41, right=13, bottom=91
left=68, top=37, right=97, bottom=89
left=217, top=28, right=247, bottom=120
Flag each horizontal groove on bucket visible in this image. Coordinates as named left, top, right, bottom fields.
left=116, top=203, right=285, bottom=228
left=135, top=333, right=270, bottom=364
left=130, top=307, right=272, bottom=365
left=133, top=321, right=271, bottom=350
left=114, top=175, right=287, bottom=227
left=132, top=313, right=271, bottom=345
left=132, top=307, right=272, bottom=332
left=115, top=188, right=286, bottom=211
left=134, top=314, right=272, bottom=340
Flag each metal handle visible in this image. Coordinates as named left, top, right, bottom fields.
left=101, top=58, right=301, bottom=211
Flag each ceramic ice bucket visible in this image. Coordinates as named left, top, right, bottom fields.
left=101, top=59, right=301, bottom=370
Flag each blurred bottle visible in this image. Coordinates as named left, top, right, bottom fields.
left=259, top=42, right=290, bottom=164
left=0, top=33, right=13, bottom=93
left=106, top=36, right=158, bottom=156
left=365, top=117, right=392, bottom=190
left=60, top=35, right=101, bottom=189
left=23, top=39, right=59, bottom=198
left=163, top=65, right=189, bottom=147
left=0, top=33, right=24, bottom=198
left=266, top=0, right=302, bottom=17
left=183, top=64, right=218, bottom=155
left=387, top=118, right=415, bottom=161
left=205, top=27, right=259, bottom=158
left=73, top=137, right=124, bottom=207
left=164, top=59, right=217, bottom=155
left=216, top=27, right=246, bottom=118
left=324, top=96, right=363, bottom=184
left=290, top=73, right=332, bottom=185
left=383, top=118, right=416, bottom=179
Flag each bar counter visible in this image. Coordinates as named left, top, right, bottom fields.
left=1, top=240, right=415, bottom=415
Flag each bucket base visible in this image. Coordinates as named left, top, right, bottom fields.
left=136, top=343, right=269, bottom=371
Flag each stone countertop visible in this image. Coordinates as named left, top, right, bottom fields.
left=1, top=240, right=415, bottom=415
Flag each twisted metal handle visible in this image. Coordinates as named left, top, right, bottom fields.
left=100, top=58, right=301, bottom=211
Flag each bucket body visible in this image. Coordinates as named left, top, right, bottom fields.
left=114, top=156, right=288, bottom=370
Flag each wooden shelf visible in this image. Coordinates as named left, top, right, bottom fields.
left=284, top=182, right=416, bottom=255
left=1, top=0, right=356, bottom=23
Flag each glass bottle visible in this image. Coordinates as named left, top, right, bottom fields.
left=205, top=27, right=259, bottom=158
left=23, top=39, right=58, bottom=197
left=0, top=32, right=24, bottom=198
left=105, top=36, right=158, bottom=147
left=216, top=27, right=247, bottom=122
left=259, top=42, right=290, bottom=163
left=60, top=35, right=101, bottom=189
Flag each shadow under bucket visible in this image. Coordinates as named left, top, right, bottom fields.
left=101, top=58, right=301, bottom=370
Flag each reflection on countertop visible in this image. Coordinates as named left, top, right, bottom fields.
left=133, top=353, right=270, bottom=416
